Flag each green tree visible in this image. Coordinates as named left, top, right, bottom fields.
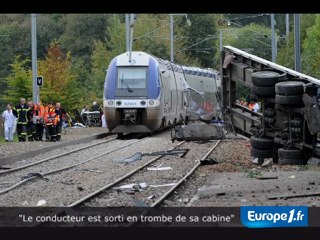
left=179, top=14, right=217, bottom=67
left=220, top=23, right=273, bottom=60
left=105, top=14, right=126, bottom=57
left=90, top=40, right=110, bottom=98
left=37, top=14, right=67, bottom=59
left=2, top=55, right=32, bottom=104
left=302, top=14, right=320, bottom=78
left=103, top=14, right=199, bottom=66
left=59, top=14, right=109, bottom=68
left=277, top=14, right=317, bottom=71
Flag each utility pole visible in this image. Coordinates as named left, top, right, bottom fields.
left=125, top=14, right=130, bottom=52
left=271, top=14, right=276, bottom=62
left=219, top=30, right=223, bottom=51
left=294, top=14, right=301, bottom=72
left=31, top=14, right=38, bottom=104
left=286, top=14, right=290, bottom=38
left=170, top=15, right=174, bottom=62
left=128, top=14, right=135, bottom=62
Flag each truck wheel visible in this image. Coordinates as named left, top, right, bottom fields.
left=252, top=85, right=275, bottom=97
left=250, top=136, right=274, bottom=149
left=275, top=81, right=304, bottom=95
left=250, top=147, right=273, bottom=158
left=278, top=158, right=304, bottom=165
left=251, top=71, right=281, bottom=86
left=278, top=148, right=302, bottom=159
left=275, top=94, right=303, bottom=105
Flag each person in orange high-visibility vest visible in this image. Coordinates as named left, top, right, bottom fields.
left=44, top=102, right=60, bottom=142
left=34, top=101, right=45, bottom=141
left=248, top=102, right=255, bottom=111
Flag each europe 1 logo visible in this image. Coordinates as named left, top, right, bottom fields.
left=240, top=206, right=308, bottom=228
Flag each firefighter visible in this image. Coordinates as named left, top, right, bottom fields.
left=34, top=101, right=45, bottom=141
left=55, top=102, right=69, bottom=141
left=26, top=101, right=37, bottom=141
left=12, top=98, right=29, bottom=142
left=44, top=102, right=59, bottom=142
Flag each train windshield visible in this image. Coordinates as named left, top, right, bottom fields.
left=117, top=67, right=147, bottom=90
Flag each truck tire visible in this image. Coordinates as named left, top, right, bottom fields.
left=250, top=136, right=274, bottom=149
left=275, top=81, right=304, bottom=95
left=278, top=158, right=304, bottom=165
left=251, top=71, right=281, bottom=86
left=252, top=85, right=275, bottom=97
left=275, top=94, right=303, bottom=105
left=278, top=148, right=302, bottom=159
left=250, top=147, right=273, bottom=158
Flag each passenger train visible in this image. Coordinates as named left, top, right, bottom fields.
left=103, top=51, right=220, bottom=136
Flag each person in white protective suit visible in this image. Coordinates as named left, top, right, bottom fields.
left=2, top=104, right=16, bottom=142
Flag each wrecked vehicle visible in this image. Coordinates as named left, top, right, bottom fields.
left=221, top=46, right=320, bottom=165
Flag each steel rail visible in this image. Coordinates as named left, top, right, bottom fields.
left=0, top=137, right=117, bottom=175
left=151, top=140, right=221, bottom=207
left=68, top=141, right=186, bottom=207
left=0, top=138, right=144, bottom=195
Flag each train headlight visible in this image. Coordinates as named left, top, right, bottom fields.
left=107, top=100, right=113, bottom=106
left=140, top=100, right=146, bottom=106
left=149, top=100, right=154, bottom=105
left=116, top=101, right=122, bottom=106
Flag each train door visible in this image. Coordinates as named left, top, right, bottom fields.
left=169, top=70, right=178, bottom=122
left=159, top=69, right=175, bottom=125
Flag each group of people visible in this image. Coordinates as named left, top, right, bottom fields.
left=80, top=101, right=105, bottom=127
left=1, top=98, right=69, bottom=142
left=237, top=99, right=260, bottom=113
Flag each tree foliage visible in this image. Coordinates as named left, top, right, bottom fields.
left=223, top=23, right=273, bottom=60
left=38, top=42, right=79, bottom=110
left=302, top=14, right=320, bottom=78
left=179, top=14, right=217, bottom=67
left=90, top=40, right=110, bottom=98
left=2, top=55, right=32, bottom=104
left=60, top=14, right=109, bottom=68
left=277, top=14, right=317, bottom=71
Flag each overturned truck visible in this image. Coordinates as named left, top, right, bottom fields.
left=221, top=46, right=320, bottom=165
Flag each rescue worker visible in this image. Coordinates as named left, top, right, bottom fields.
left=27, top=100, right=37, bottom=141
left=90, top=101, right=100, bottom=111
left=1, top=104, right=16, bottom=142
left=55, top=102, right=69, bottom=141
left=44, top=102, right=59, bottom=142
left=12, top=98, right=29, bottom=142
left=34, top=101, right=45, bottom=141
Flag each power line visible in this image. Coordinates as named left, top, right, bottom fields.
left=133, top=20, right=177, bottom=42
left=225, top=19, right=270, bottom=38
left=176, top=36, right=213, bottom=53
left=227, top=14, right=269, bottom=22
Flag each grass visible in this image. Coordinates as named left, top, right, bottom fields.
left=0, top=134, right=19, bottom=144
left=246, top=169, right=262, bottom=178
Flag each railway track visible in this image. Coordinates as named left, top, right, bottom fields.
left=0, top=136, right=117, bottom=176
left=24, top=139, right=222, bottom=227
left=0, top=130, right=172, bottom=205
left=69, top=140, right=221, bottom=208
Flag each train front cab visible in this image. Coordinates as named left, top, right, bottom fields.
left=103, top=53, right=162, bottom=134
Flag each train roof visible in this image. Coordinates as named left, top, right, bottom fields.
left=152, top=55, right=219, bottom=78
left=114, top=51, right=219, bottom=78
